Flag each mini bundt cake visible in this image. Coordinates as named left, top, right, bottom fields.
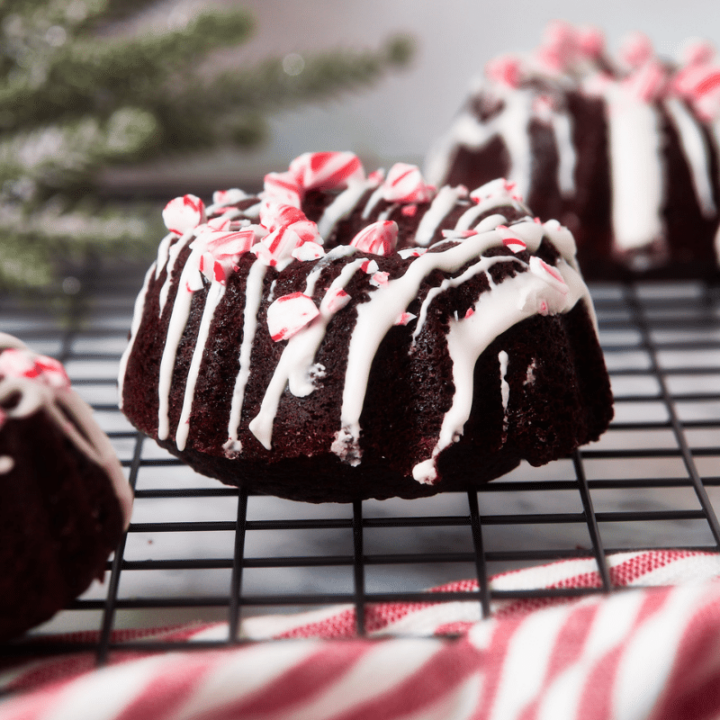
left=424, top=22, right=720, bottom=278
left=119, top=151, right=613, bottom=503
left=0, top=334, right=133, bottom=640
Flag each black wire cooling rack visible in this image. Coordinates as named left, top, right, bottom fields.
left=1, top=261, right=720, bottom=666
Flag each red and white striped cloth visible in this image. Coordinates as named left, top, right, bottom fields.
left=3, top=550, right=720, bottom=720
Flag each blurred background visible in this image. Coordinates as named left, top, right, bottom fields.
left=2, top=0, right=719, bottom=293
left=108, top=0, right=720, bottom=189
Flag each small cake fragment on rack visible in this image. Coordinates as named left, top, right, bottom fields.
left=119, top=151, right=613, bottom=503
left=0, top=334, right=132, bottom=640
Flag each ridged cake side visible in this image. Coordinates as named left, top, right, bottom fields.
left=119, top=152, right=613, bottom=502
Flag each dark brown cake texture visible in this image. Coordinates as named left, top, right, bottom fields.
left=0, top=334, right=132, bottom=641
left=424, top=22, right=720, bottom=279
left=119, top=151, right=613, bottom=503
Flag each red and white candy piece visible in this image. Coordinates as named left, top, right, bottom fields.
left=253, top=222, right=314, bottom=268
left=486, top=54, right=523, bottom=88
left=292, top=242, right=325, bottom=262
left=162, top=194, right=206, bottom=236
left=495, top=224, right=527, bottom=253
left=0, top=349, right=70, bottom=390
left=267, top=292, right=320, bottom=342
left=530, top=256, right=569, bottom=299
left=470, top=178, right=523, bottom=205
left=575, top=25, right=605, bottom=60
left=679, top=39, right=716, bottom=67
left=370, top=271, right=389, bottom=288
left=263, top=171, right=302, bottom=208
left=536, top=20, right=578, bottom=73
left=349, top=220, right=398, bottom=256
left=624, top=60, right=667, bottom=102
left=320, top=286, right=352, bottom=315
left=394, top=312, right=416, bottom=326
left=212, top=188, right=247, bottom=207
left=382, top=163, right=435, bottom=204
left=619, top=31, right=654, bottom=70
left=289, top=151, right=364, bottom=192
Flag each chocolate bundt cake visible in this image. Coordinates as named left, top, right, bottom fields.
left=425, top=22, right=720, bottom=278
left=0, top=334, right=133, bottom=640
left=119, top=151, right=613, bottom=503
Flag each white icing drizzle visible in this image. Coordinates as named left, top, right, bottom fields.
left=415, top=186, right=469, bottom=246
left=411, top=255, right=517, bottom=342
left=157, top=252, right=201, bottom=440
left=155, top=233, right=175, bottom=280
left=248, top=257, right=367, bottom=449
left=604, top=85, right=665, bottom=252
left=158, top=231, right=196, bottom=314
left=225, top=259, right=267, bottom=455
left=411, top=256, right=583, bottom=484
left=117, top=261, right=156, bottom=410
left=498, top=349, right=510, bottom=428
left=549, top=108, right=577, bottom=197
left=332, top=221, right=579, bottom=468
left=664, top=97, right=717, bottom=217
left=318, top=179, right=376, bottom=239
left=361, top=184, right=386, bottom=219
left=175, top=281, right=226, bottom=451
left=0, top=337, right=133, bottom=527
left=425, top=87, right=536, bottom=200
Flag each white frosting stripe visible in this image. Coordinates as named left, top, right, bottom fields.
left=606, top=88, right=665, bottom=251
left=318, top=180, right=376, bottom=239
left=550, top=109, right=577, bottom=197
left=225, top=260, right=267, bottom=455
left=248, top=257, right=368, bottom=450
left=175, top=281, right=226, bottom=451
left=118, top=261, right=156, bottom=410
left=664, top=97, right=717, bottom=218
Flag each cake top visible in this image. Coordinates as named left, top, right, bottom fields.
left=0, top=334, right=133, bottom=526
left=479, top=21, right=720, bottom=120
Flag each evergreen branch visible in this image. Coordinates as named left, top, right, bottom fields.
left=146, top=34, right=416, bottom=152
left=0, top=233, right=54, bottom=289
left=0, top=107, right=159, bottom=192
left=209, top=34, right=415, bottom=110
left=0, top=199, right=153, bottom=245
left=0, top=8, right=255, bottom=131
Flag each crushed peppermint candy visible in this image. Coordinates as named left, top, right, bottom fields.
left=485, top=54, right=523, bottom=88
left=401, top=204, right=418, bottom=217
left=502, top=236, right=527, bottom=253
left=292, top=241, right=325, bottom=262
left=394, top=312, right=416, bottom=326
left=382, top=163, right=435, bottom=204
left=212, top=188, right=248, bottom=207
left=162, top=194, right=206, bottom=235
left=267, top=292, right=320, bottom=342
left=0, top=348, right=70, bottom=390
left=349, top=220, right=398, bottom=256
left=289, top=151, right=364, bottom=191
left=263, top=171, right=302, bottom=208
left=321, top=286, right=352, bottom=315
left=530, top=256, right=568, bottom=291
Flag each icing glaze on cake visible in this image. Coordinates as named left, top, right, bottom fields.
left=119, top=152, right=613, bottom=501
left=425, top=22, right=720, bottom=277
left=0, top=333, right=133, bottom=526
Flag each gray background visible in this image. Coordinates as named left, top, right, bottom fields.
left=105, top=0, right=720, bottom=189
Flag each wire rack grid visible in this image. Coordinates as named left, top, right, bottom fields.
left=1, top=261, right=720, bottom=665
